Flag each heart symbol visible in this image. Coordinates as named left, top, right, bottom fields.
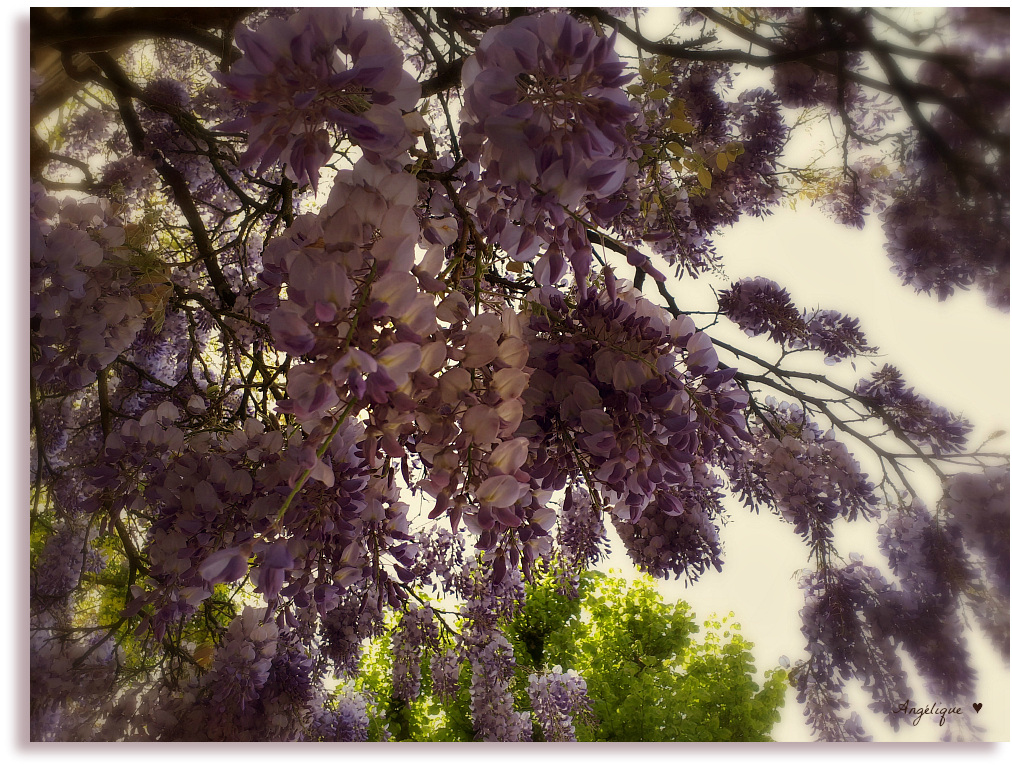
left=973, top=703, right=983, bottom=713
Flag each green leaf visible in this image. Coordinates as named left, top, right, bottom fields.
left=667, top=118, right=695, bottom=134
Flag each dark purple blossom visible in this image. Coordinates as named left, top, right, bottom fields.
left=796, top=558, right=913, bottom=741
left=878, top=501, right=976, bottom=701
left=943, top=469, right=1010, bottom=596
left=856, top=365, right=971, bottom=454
left=218, top=8, right=420, bottom=189
left=719, top=278, right=875, bottom=363
left=800, top=309, right=876, bottom=363
left=718, top=277, right=806, bottom=345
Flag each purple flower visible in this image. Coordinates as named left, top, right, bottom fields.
left=218, top=9, right=420, bottom=189
left=856, top=365, right=971, bottom=454
left=718, top=277, right=806, bottom=345
left=461, top=13, right=637, bottom=201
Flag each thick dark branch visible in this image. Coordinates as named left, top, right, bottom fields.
left=31, top=7, right=247, bottom=63
left=401, top=8, right=448, bottom=71
left=670, top=7, right=990, bottom=112
left=585, top=7, right=863, bottom=68
left=701, top=7, right=1008, bottom=154
left=86, top=51, right=237, bottom=309
left=97, top=368, right=149, bottom=580
left=420, top=57, right=464, bottom=99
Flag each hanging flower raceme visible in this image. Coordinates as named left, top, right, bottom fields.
left=800, top=309, right=876, bottom=364
left=611, top=459, right=725, bottom=581
left=218, top=8, right=420, bottom=189
left=202, top=607, right=280, bottom=730
left=320, top=588, right=385, bottom=675
left=409, top=527, right=467, bottom=597
left=942, top=468, right=1010, bottom=596
left=738, top=399, right=878, bottom=545
left=312, top=687, right=374, bottom=742
left=527, top=666, right=593, bottom=741
left=457, top=12, right=641, bottom=294
left=520, top=282, right=748, bottom=530
left=795, top=557, right=913, bottom=741
left=878, top=501, right=976, bottom=702
left=466, top=626, right=532, bottom=741
left=855, top=365, right=971, bottom=454
left=394, top=300, right=559, bottom=571
left=30, top=185, right=146, bottom=390
left=429, top=646, right=462, bottom=701
left=97, top=398, right=409, bottom=643
left=557, top=485, right=610, bottom=573
left=391, top=604, right=440, bottom=702
left=460, top=12, right=637, bottom=198
left=718, top=277, right=876, bottom=363
left=258, top=156, right=560, bottom=571
left=257, top=158, right=430, bottom=422
left=717, top=276, right=806, bottom=345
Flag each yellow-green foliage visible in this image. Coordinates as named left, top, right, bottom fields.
left=354, top=569, right=787, bottom=742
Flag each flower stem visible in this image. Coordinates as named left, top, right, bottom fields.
left=274, top=396, right=360, bottom=528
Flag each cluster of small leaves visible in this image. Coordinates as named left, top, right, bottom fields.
left=556, top=574, right=787, bottom=742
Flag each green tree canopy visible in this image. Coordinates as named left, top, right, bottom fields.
left=349, top=571, right=787, bottom=742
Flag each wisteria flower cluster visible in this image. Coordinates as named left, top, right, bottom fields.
left=455, top=13, right=652, bottom=297
left=718, top=277, right=875, bottom=363
left=611, top=459, right=725, bottom=581
left=312, top=686, right=374, bottom=742
left=612, top=61, right=789, bottom=276
left=942, top=469, right=1010, bottom=597
left=219, top=8, right=420, bottom=188
left=795, top=558, right=910, bottom=741
left=556, top=485, right=610, bottom=573
left=880, top=10, right=1009, bottom=308
left=466, top=625, right=533, bottom=741
left=31, top=186, right=146, bottom=390
left=855, top=365, right=971, bottom=454
left=391, top=604, right=440, bottom=701
left=522, top=283, right=748, bottom=527
left=460, top=13, right=636, bottom=204
left=527, top=666, right=593, bottom=741
left=257, top=157, right=429, bottom=419
left=878, top=501, right=975, bottom=702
